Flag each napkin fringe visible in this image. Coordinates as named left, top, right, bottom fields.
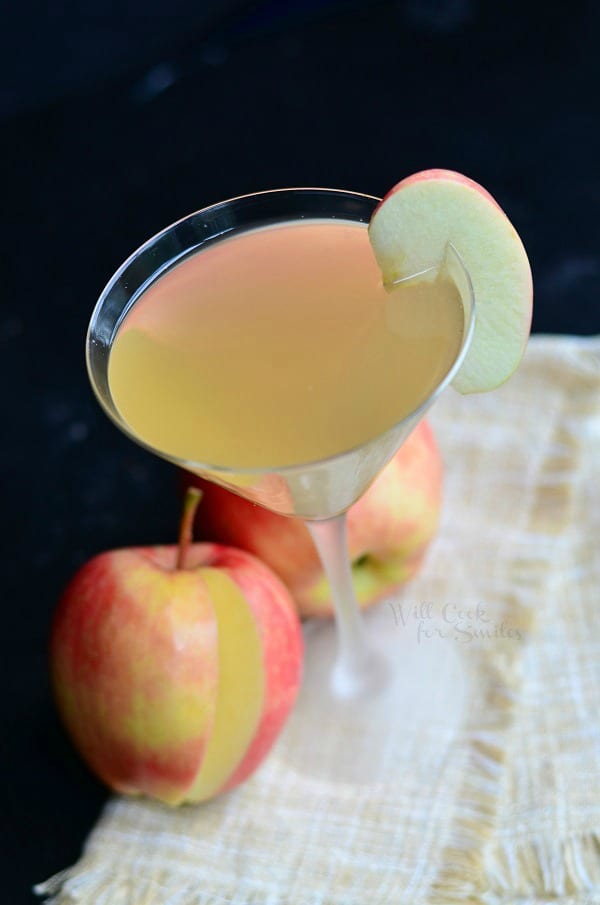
left=428, top=687, right=512, bottom=904
left=486, top=830, right=600, bottom=897
left=36, top=834, right=600, bottom=905
left=430, top=602, right=534, bottom=905
left=485, top=893, right=600, bottom=905
left=35, top=868, right=249, bottom=905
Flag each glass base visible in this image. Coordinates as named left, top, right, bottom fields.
left=277, top=599, right=469, bottom=785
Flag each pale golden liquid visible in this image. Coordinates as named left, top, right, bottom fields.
left=108, top=220, right=464, bottom=469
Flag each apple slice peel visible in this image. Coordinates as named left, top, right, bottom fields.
left=368, top=169, right=533, bottom=394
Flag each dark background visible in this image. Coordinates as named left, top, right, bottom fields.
left=3, top=1, right=600, bottom=901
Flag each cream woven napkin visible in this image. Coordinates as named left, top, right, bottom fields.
left=37, top=336, right=600, bottom=905
left=484, top=337, right=600, bottom=905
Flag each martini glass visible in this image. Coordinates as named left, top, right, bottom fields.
left=87, top=189, right=475, bottom=773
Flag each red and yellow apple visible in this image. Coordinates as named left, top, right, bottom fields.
left=51, top=496, right=303, bottom=806
left=188, top=419, right=442, bottom=619
left=369, top=168, right=533, bottom=394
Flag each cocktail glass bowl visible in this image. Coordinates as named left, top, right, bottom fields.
left=87, top=188, right=475, bottom=781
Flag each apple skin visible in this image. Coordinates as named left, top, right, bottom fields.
left=369, top=168, right=533, bottom=394
left=374, top=168, right=504, bottom=217
left=188, top=420, right=442, bottom=618
left=51, top=543, right=303, bottom=805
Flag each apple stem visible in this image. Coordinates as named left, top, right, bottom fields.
left=176, top=487, right=203, bottom=570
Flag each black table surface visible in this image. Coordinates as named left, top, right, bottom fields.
left=4, top=2, right=600, bottom=900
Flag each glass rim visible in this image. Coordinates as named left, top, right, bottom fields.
left=86, top=187, right=476, bottom=478
left=95, top=186, right=381, bottom=297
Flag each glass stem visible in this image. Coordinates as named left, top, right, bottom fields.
left=308, top=514, right=380, bottom=697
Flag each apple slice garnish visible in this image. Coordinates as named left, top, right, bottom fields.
left=368, top=169, right=533, bottom=394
